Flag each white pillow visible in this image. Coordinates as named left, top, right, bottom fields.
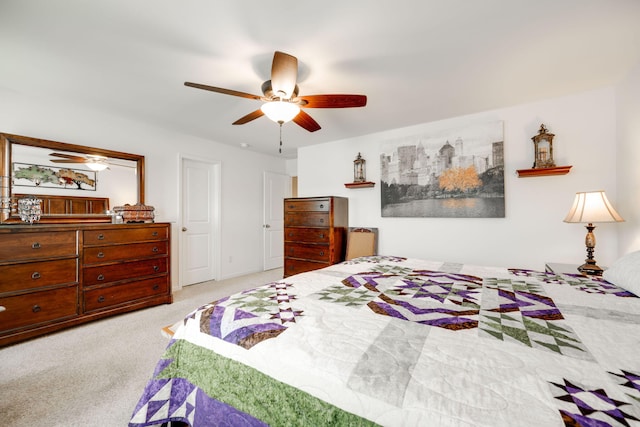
left=602, top=250, right=640, bottom=296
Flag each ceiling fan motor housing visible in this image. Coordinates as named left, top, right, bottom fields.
left=261, top=80, right=299, bottom=101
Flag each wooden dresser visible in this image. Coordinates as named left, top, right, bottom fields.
left=283, top=196, right=348, bottom=277
left=0, top=223, right=172, bottom=346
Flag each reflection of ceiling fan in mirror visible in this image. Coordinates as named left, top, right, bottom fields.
left=184, top=51, right=367, bottom=152
left=49, top=152, right=135, bottom=171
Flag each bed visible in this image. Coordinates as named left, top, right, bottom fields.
left=129, top=255, right=640, bottom=426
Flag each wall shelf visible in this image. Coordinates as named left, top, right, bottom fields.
left=516, top=165, right=572, bottom=178
left=344, top=181, right=375, bottom=189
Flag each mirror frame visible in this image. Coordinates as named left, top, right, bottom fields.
left=0, top=133, right=145, bottom=224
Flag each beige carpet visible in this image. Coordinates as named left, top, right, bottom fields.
left=0, top=268, right=283, bottom=427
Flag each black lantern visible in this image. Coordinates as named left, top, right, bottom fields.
left=353, top=153, right=366, bottom=182
left=531, top=124, right=556, bottom=169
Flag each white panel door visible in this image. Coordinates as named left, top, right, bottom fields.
left=263, top=171, right=291, bottom=270
left=181, top=158, right=218, bottom=285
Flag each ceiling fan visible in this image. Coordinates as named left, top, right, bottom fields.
left=184, top=51, right=367, bottom=152
left=49, top=152, right=133, bottom=171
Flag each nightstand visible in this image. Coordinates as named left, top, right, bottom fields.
left=545, top=262, right=604, bottom=276
left=545, top=262, right=583, bottom=275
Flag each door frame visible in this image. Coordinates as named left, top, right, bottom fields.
left=178, top=153, right=222, bottom=288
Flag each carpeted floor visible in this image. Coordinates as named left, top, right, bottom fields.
left=0, top=268, right=283, bottom=427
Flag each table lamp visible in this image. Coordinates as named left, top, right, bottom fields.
left=563, top=190, right=624, bottom=275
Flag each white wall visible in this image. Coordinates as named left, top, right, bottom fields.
left=2, top=82, right=632, bottom=283
left=298, top=88, right=620, bottom=270
left=0, top=92, right=288, bottom=284
left=615, top=62, right=640, bottom=255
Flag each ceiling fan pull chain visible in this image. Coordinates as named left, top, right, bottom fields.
left=279, top=122, right=283, bottom=154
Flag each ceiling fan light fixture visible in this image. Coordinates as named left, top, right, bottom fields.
left=261, top=100, right=300, bottom=124
left=86, top=159, right=108, bottom=171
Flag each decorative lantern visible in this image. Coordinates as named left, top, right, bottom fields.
left=353, top=152, right=366, bottom=183
left=531, top=124, right=556, bottom=169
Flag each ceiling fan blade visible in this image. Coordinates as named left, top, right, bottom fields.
left=50, top=152, right=88, bottom=162
left=270, top=51, right=298, bottom=99
left=50, top=159, right=86, bottom=164
left=184, top=82, right=262, bottom=100
left=298, top=94, right=367, bottom=108
left=293, top=110, right=321, bottom=132
left=232, top=109, right=265, bottom=125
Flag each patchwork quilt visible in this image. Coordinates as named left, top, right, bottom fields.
left=129, top=256, right=640, bottom=426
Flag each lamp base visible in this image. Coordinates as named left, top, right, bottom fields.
left=577, top=262, right=604, bottom=276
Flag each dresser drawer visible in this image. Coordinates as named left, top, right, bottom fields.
left=0, top=286, right=78, bottom=332
left=285, top=212, right=330, bottom=227
left=0, top=231, right=77, bottom=262
left=284, top=227, right=330, bottom=244
left=83, top=257, right=168, bottom=286
left=285, top=243, right=331, bottom=262
left=83, top=227, right=168, bottom=246
left=83, top=241, right=168, bottom=264
left=83, top=277, right=169, bottom=312
left=284, top=199, right=331, bottom=212
left=0, top=259, right=77, bottom=294
left=284, top=258, right=328, bottom=276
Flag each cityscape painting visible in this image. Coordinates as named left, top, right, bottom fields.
left=380, top=121, right=505, bottom=218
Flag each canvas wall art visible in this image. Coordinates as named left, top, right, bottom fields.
left=12, top=162, right=97, bottom=191
left=380, top=121, right=505, bottom=218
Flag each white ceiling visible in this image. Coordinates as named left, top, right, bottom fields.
left=1, top=0, right=640, bottom=159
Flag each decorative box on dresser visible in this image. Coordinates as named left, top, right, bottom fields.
left=283, top=196, right=348, bottom=277
left=0, top=223, right=172, bottom=347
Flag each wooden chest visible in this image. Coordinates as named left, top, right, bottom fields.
left=283, top=196, right=348, bottom=277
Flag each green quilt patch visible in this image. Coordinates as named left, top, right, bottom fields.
left=157, top=339, right=378, bottom=427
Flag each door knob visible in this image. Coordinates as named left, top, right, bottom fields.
left=264, top=224, right=271, bottom=228
left=182, top=227, right=187, bottom=232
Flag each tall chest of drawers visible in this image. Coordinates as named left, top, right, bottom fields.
left=283, top=196, right=348, bottom=277
left=0, top=223, right=172, bottom=347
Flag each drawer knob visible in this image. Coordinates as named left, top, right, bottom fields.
left=97, top=252, right=105, bottom=258
left=152, top=246, right=159, bottom=253
left=31, top=272, right=41, bottom=280
left=153, top=265, right=160, bottom=272
left=319, top=251, right=325, bottom=256
left=319, top=233, right=325, bottom=238
left=97, top=274, right=105, bottom=281
left=32, top=242, right=41, bottom=249
left=97, top=296, right=105, bottom=303
left=32, top=305, right=41, bottom=313
left=97, top=233, right=105, bottom=240
left=152, top=231, right=158, bottom=237
left=152, top=284, right=159, bottom=290
left=319, top=218, right=324, bottom=223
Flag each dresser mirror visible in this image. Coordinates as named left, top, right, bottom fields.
left=0, top=133, right=145, bottom=224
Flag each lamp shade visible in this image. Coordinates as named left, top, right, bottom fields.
left=261, top=101, right=300, bottom=124
left=563, top=191, right=624, bottom=223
